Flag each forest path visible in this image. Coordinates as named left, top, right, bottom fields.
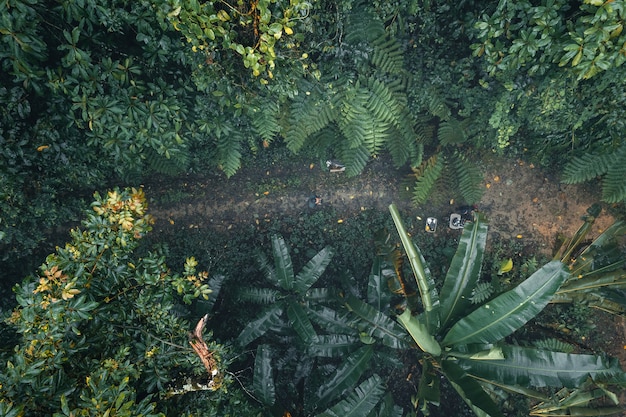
left=144, top=153, right=625, bottom=394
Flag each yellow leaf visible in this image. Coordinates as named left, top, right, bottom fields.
left=572, top=49, right=583, bottom=67
left=497, top=258, right=513, bottom=275
left=37, top=145, right=49, bottom=152
left=284, top=26, right=293, bottom=35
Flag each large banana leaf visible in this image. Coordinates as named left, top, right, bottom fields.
left=315, top=346, right=374, bottom=410
left=308, top=305, right=360, bottom=334
left=441, top=360, right=504, bottom=417
left=307, top=334, right=360, bottom=357
left=367, top=257, right=393, bottom=312
left=442, top=260, right=570, bottom=346
left=237, top=305, right=283, bottom=346
left=555, top=204, right=601, bottom=262
left=287, top=300, right=317, bottom=345
left=294, top=246, right=334, bottom=294
left=252, top=344, right=275, bottom=406
left=389, top=204, right=440, bottom=332
left=345, top=295, right=411, bottom=349
left=271, top=235, right=294, bottom=291
left=237, top=287, right=280, bottom=304
left=316, top=374, right=385, bottom=417
left=397, top=309, right=441, bottom=356
left=456, top=345, right=626, bottom=388
left=439, top=213, right=488, bottom=330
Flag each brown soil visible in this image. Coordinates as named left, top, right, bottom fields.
left=144, top=153, right=626, bottom=414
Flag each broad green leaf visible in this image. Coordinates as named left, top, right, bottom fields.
left=442, top=260, right=570, bottom=346
left=389, top=204, right=440, bottom=331
left=316, top=373, right=384, bottom=417
left=442, top=360, right=504, bottom=417
left=287, top=300, right=317, bottom=345
left=237, top=287, right=279, bottom=304
left=252, top=344, right=275, bottom=406
left=315, top=346, right=374, bottom=409
left=440, top=213, right=488, bottom=329
left=307, top=334, right=360, bottom=357
left=397, top=309, right=441, bottom=356
left=457, top=345, right=626, bottom=388
left=367, top=257, right=392, bottom=311
left=237, top=305, right=283, bottom=346
left=271, top=235, right=294, bottom=290
left=416, top=360, right=440, bottom=407
left=345, top=295, right=411, bottom=349
left=308, top=305, right=359, bottom=334
left=294, top=246, right=333, bottom=294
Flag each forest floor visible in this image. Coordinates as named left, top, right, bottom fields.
left=145, top=152, right=626, bottom=413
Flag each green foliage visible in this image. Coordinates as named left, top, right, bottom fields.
left=0, top=187, right=234, bottom=416
left=471, top=0, right=626, bottom=80
left=387, top=204, right=626, bottom=417
left=562, top=143, right=626, bottom=203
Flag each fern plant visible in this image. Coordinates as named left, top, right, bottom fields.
left=561, top=142, right=626, bottom=203
left=279, top=2, right=422, bottom=177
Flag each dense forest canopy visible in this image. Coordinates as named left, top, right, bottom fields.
left=1, top=1, right=625, bottom=416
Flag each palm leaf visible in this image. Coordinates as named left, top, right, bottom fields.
left=237, top=305, right=283, bottom=346
left=457, top=345, right=626, bottom=388
left=442, top=261, right=570, bottom=346
left=345, top=295, right=411, bottom=349
left=271, top=235, right=294, bottom=291
left=315, top=346, right=375, bottom=411
left=316, top=374, right=385, bottom=417
left=294, top=247, right=333, bottom=294
left=440, top=213, right=488, bottom=329
left=252, top=344, right=275, bottom=406
left=286, top=300, right=317, bottom=345
left=204, top=274, right=225, bottom=311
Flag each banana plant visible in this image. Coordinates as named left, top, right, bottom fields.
left=237, top=234, right=334, bottom=347
left=238, top=235, right=403, bottom=416
left=551, top=204, right=626, bottom=316
left=387, top=203, right=626, bottom=417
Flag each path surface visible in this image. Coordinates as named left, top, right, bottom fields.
left=144, top=154, right=625, bottom=398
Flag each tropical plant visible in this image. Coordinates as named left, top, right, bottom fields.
left=551, top=204, right=626, bottom=315
left=385, top=203, right=626, bottom=417
left=0, top=187, right=233, bottom=416
left=236, top=234, right=406, bottom=416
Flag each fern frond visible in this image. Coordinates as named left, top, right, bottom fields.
left=562, top=153, right=614, bottom=184
left=285, top=90, right=336, bottom=153
left=438, top=117, right=467, bottom=145
left=364, top=77, right=402, bottom=125
left=411, top=153, right=444, bottom=204
left=385, top=126, right=417, bottom=168
left=344, top=4, right=385, bottom=45
left=145, top=146, right=189, bottom=176
left=371, top=36, right=404, bottom=74
left=452, top=151, right=484, bottom=204
left=469, top=282, right=494, bottom=304
left=563, top=143, right=626, bottom=203
left=601, top=145, right=626, bottom=203
left=338, top=143, right=370, bottom=177
left=250, top=97, right=280, bottom=145
left=533, top=338, right=575, bottom=353
left=215, top=126, right=242, bottom=177
left=427, top=92, right=451, bottom=121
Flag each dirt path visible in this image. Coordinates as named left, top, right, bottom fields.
left=144, top=154, right=625, bottom=397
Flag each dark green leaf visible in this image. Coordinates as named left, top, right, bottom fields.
left=272, top=235, right=294, bottom=291
left=440, top=213, right=488, bottom=329
left=457, top=345, right=626, bottom=388
left=316, top=374, right=385, bottom=417
left=237, top=305, right=283, bottom=346
left=287, top=300, right=317, bottom=345
left=442, top=261, right=570, bottom=346
left=315, top=346, right=374, bottom=409
left=442, top=360, right=504, bottom=417
left=253, top=344, right=276, bottom=406
left=345, top=295, right=411, bottom=349
left=294, top=246, right=333, bottom=294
